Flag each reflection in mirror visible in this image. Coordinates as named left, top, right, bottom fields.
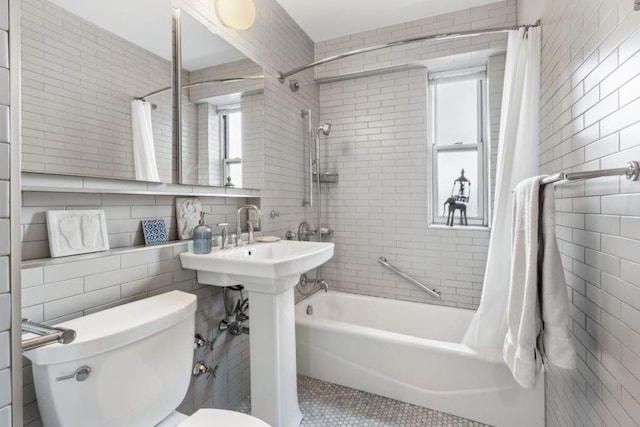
left=179, top=11, right=264, bottom=189
left=21, top=0, right=174, bottom=183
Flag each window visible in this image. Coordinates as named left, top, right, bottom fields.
left=221, top=109, right=242, bottom=187
left=429, top=70, right=487, bottom=226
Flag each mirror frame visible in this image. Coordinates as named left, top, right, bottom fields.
left=175, top=9, right=184, bottom=184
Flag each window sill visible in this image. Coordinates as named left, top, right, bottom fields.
left=428, top=224, right=490, bottom=231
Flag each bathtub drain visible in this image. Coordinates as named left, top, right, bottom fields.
left=306, top=305, right=313, bottom=315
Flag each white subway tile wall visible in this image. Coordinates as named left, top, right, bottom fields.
left=316, top=51, right=507, bottom=308
left=0, top=0, right=9, bottom=424
left=521, top=0, right=640, bottom=425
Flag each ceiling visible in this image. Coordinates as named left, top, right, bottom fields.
left=181, top=12, right=248, bottom=71
left=48, top=0, right=247, bottom=70
left=49, top=0, right=173, bottom=60
left=275, top=0, right=501, bottom=42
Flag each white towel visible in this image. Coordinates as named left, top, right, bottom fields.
left=503, top=176, right=576, bottom=388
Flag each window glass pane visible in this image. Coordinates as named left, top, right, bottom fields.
left=227, top=163, right=243, bottom=188
left=227, top=111, right=242, bottom=159
left=435, top=79, right=478, bottom=146
left=437, top=150, right=478, bottom=218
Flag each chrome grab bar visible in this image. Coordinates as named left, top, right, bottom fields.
left=378, top=257, right=441, bottom=299
left=22, top=319, right=76, bottom=352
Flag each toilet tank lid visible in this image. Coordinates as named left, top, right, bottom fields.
left=24, top=291, right=197, bottom=365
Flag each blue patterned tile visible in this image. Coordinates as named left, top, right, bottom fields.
left=142, top=219, right=168, bottom=245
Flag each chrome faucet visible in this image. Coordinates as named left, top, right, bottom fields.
left=236, top=205, right=262, bottom=246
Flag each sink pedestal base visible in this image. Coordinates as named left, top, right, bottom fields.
left=248, top=286, right=303, bottom=427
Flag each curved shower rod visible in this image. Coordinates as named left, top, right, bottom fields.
left=135, top=75, right=265, bottom=101
left=277, top=20, right=540, bottom=83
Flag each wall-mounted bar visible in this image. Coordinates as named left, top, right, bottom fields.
left=540, top=161, right=639, bottom=186
left=302, top=109, right=313, bottom=207
left=378, top=257, right=441, bottom=299
left=22, top=319, right=76, bottom=352
left=277, top=21, right=540, bottom=83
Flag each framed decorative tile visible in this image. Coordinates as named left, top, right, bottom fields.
left=176, top=197, right=201, bottom=240
left=142, top=219, right=168, bottom=245
left=46, top=210, right=110, bottom=258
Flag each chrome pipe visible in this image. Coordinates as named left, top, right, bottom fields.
left=277, top=22, right=540, bottom=82
left=378, top=257, right=441, bottom=299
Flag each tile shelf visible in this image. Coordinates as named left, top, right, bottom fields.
left=22, top=240, right=190, bottom=269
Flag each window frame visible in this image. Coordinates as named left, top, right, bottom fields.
left=428, top=69, right=489, bottom=227
left=219, top=107, right=242, bottom=187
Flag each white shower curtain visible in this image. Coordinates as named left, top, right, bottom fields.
left=462, top=27, right=541, bottom=353
left=131, top=100, right=160, bottom=182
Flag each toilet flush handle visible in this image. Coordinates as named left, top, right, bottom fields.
left=56, top=366, right=91, bottom=382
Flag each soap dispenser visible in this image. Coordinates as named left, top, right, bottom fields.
left=192, top=212, right=212, bottom=254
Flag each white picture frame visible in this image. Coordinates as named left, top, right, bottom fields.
left=46, top=210, right=110, bottom=258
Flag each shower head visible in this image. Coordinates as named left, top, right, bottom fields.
left=318, top=123, right=331, bottom=136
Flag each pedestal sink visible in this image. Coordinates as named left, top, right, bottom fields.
left=180, top=240, right=334, bottom=427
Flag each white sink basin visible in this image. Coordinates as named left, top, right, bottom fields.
left=179, top=240, right=334, bottom=292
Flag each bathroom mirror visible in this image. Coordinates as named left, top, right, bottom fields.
left=21, top=0, right=175, bottom=183
left=178, top=11, right=265, bottom=189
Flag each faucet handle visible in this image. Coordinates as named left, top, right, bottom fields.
left=216, top=223, right=231, bottom=249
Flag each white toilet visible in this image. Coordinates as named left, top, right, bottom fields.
left=23, top=291, right=269, bottom=427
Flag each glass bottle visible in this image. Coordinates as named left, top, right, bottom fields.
left=192, top=212, right=212, bottom=254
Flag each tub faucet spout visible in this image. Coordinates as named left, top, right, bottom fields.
left=319, top=280, right=329, bottom=293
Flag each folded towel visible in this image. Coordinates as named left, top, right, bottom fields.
left=503, top=176, right=576, bottom=388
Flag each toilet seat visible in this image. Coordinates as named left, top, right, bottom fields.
left=179, top=409, right=270, bottom=427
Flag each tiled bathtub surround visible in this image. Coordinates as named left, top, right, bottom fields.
left=317, top=59, right=505, bottom=309
left=518, top=0, right=640, bottom=425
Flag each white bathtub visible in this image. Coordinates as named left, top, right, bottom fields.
left=295, top=291, right=544, bottom=426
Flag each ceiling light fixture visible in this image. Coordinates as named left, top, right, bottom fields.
left=216, top=0, right=256, bottom=30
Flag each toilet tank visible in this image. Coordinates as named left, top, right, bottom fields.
left=23, top=291, right=197, bottom=427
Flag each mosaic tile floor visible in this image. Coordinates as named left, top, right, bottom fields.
left=236, top=375, right=491, bottom=426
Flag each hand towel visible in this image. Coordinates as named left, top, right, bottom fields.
left=503, top=176, right=576, bottom=388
